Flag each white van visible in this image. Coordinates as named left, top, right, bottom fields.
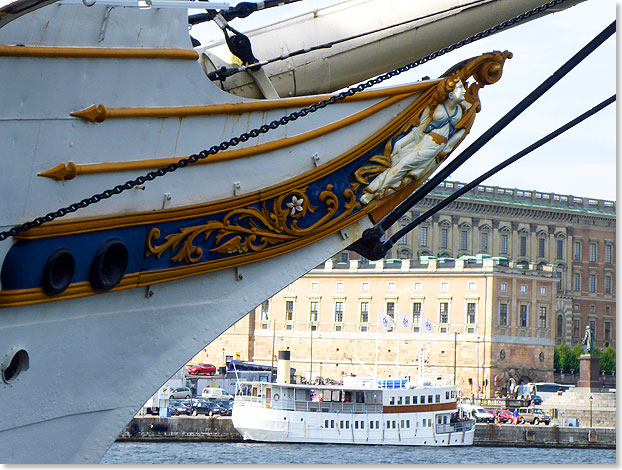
left=460, top=404, right=495, bottom=423
left=202, top=387, right=234, bottom=400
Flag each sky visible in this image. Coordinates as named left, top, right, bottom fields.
left=190, top=0, right=617, bottom=201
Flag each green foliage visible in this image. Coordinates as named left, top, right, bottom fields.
left=600, top=347, right=616, bottom=373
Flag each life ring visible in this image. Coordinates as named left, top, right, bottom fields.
left=273, top=393, right=280, bottom=401
left=129, top=422, right=139, bottom=435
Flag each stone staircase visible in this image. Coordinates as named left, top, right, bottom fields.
left=543, top=387, right=616, bottom=428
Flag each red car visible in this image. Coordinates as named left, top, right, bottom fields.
left=494, top=409, right=514, bottom=423
left=186, top=363, right=216, bottom=375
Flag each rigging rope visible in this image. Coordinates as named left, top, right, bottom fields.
left=0, top=0, right=569, bottom=242
left=206, top=0, right=492, bottom=81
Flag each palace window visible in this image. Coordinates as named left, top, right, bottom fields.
left=360, top=302, right=369, bottom=323
left=481, top=232, right=489, bottom=253
left=574, top=241, right=582, bottom=261
left=311, top=282, right=319, bottom=291
left=589, top=243, right=597, bottom=262
left=336, top=282, right=344, bottom=291
left=605, top=275, right=612, bottom=294
left=589, top=274, right=596, bottom=293
left=420, top=226, right=428, bottom=247
left=540, top=287, right=547, bottom=296
left=309, top=301, right=319, bottom=322
left=500, top=282, right=508, bottom=293
left=440, top=281, right=449, bottom=291
left=362, top=282, right=369, bottom=291
left=441, top=228, right=448, bottom=249
left=573, top=319, right=580, bottom=338
left=439, top=302, right=449, bottom=324
left=413, top=302, right=422, bottom=325
left=520, top=236, right=527, bottom=257
left=538, top=238, right=545, bottom=258
left=260, top=300, right=270, bottom=321
left=466, top=302, right=476, bottom=324
left=386, top=301, right=395, bottom=331
left=519, top=304, right=528, bottom=328
left=501, top=234, right=508, bottom=254
left=605, top=244, right=613, bottom=264
left=538, top=306, right=547, bottom=328
left=285, top=300, right=294, bottom=321
left=556, top=314, right=563, bottom=338
left=604, top=321, right=611, bottom=340
left=499, top=303, right=508, bottom=326
left=334, top=301, right=344, bottom=323
left=460, top=230, right=468, bottom=251
left=590, top=320, right=596, bottom=333
left=557, top=239, right=564, bottom=260
left=520, top=285, right=527, bottom=294
left=573, top=272, right=581, bottom=291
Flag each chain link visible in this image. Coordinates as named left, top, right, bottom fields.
left=0, top=0, right=565, bottom=242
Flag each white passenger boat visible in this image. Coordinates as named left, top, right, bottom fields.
left=0, top=0, right=591, bottom=463
left=232, top=351, right=475, bottom=446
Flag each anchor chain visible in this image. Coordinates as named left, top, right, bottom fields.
left=0, top=0, right=567, bottom=242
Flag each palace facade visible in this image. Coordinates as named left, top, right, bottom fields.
left=192, top=182, right=615, bottom=396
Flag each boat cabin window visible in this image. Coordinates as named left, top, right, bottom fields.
left=332, top=390, right=341, bottom=402
left=406, top=419, right=410, bottom=428
left=397, top=396, right=403, bottom=405
left=252, top=387, right=258, bottom=397
left=405, top=396, right=410, bottom=405
left=295, top=389, right=308, bottom=401
left=322, top=390, right=331, bottom=401
left=446, top=391, right=450, bottom=400
left=420, top=396, right=425, bottom=404
left=428, top=394, right=433, bottom=403
left=389, top=396, right=395, bottom=405
left=413, top=396, right=418, bottom=404
left=435, top=394, right=440, bottom=403
left=343, top=391, right=352, bottom=402
left=355, top=391, right=365, bottom=403
left=451, top=391, right=455, bottom=399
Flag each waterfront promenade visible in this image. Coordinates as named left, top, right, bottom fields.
left=118, top=416, right=615, bottom=449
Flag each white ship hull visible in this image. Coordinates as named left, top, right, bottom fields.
left=232, top=378, right=474, bottom=446
left=0, top=0, right=580, bottom=463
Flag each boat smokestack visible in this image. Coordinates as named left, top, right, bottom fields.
left=276, top=350, right=291, bottom=384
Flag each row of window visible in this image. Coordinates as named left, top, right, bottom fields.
left=416, top=229, right=615, bottom=264
left=571, top=272, right=614, bottom=294
left=389, top=390, right=455, bottom=405
left=498, top=302, right=548, bottom=329
left=499, top=282, right=549, bottom=296
left=323, top=418, right=437, bottom=430
left=557, top=317, right=612, bottom=341
left=573, top=241, right=614, bottom=263
left=307, top=280, right=477, bottom=292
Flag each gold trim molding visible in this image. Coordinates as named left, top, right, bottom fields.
left=41, top=92, right=415, bottom=181
left=0, top=45, right=199, bottom=60
left=69, top=81, right=435, bottom=123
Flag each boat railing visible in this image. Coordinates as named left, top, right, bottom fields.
left=436, top=420, right=474, bottom=434
left=235, top=395, right=382, bottom=413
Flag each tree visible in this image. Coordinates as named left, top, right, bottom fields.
left=555, top=343, right=572, bottom=372
left=600, top=347, right=616, bottom=373
left=567, top=343, right=583, bottom=373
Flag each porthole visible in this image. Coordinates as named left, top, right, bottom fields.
left=2, top=349, right=29, bottom=384
left=41, top=248, right=75, bottom=296
left=539, top=352, right=545, bottom=362
left=89, top=239, right=129, bottom=292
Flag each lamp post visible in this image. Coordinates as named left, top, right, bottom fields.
left=589, top=395, right=593, bottom=428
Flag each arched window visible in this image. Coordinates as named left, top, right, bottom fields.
left=556, top=314, right=564, bottom=338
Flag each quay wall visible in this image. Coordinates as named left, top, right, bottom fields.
left=118, top=417, right=614, bottom=448
left=474, top=423, right=615, bottom=449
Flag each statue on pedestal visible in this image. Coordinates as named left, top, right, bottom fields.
left=582, top=325, right=594, bottom=354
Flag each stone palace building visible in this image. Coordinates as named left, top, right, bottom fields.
left=191, top=181, right=615, bottom=397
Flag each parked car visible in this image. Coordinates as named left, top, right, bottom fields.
left=518, top=407, right=551, bottom=425
left=216, top=399, right=234, bottom=416
left=490, top=409, right=509, bottom=423
left=191, top=399, right=226, bottom=416
left=168, top=387, right=192, bottom=399
left=169, top=400, right=192, bottom=416
left=186, top=363, right=217, bottom=375
left=461, top=404, right=495, bottom=423
left=528, top=395, right=543, bottom=405
left=202, top=387, right=234, bottom=400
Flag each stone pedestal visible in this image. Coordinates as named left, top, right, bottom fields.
left=577, top=354, right=601, bottom=389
